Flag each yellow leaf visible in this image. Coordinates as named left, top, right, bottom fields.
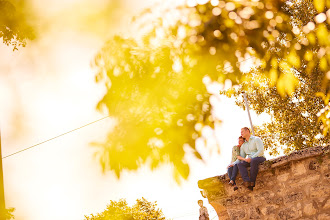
left=271, top=57, right=278, bottom=69
left=304, top=50, right=313, bottom=61
left=260, top=59, right=267, bottom=69
left=224, top=19, right=235, bottom=28
left=288, top=50, right=301, bottom=68
left=269, top=68, right=278, bottom=87
left=307, top=33, right=316, bottom=45
left=320, top=57, right=328, bottom=71
left=279, top=60, right=291, bottom=71
left=322, top=126, right=328, bottom=136
left=316, top=24, right=329, bottom=46
left=276, top=75, right=286, bottom=97
left=306, top=60, right=315, bottom=74
left=315, top=92, right=325, bottom=99
left=325, top=93, right=330, bottom=105
left=314, top=0, right=325, bottom=13
left=284, top=71, right=299, bottom=95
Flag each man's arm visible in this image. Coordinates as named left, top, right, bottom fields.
left=240, top=145, right=246, bottom=159
left=251, top=137, right=264, bottom=158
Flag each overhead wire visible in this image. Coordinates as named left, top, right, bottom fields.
left=2, top=116, right=110, bottom=159
left=2, top=55, right=256, bottom=160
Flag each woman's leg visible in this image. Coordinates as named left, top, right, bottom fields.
left=231, top=164, right=239, bottom=184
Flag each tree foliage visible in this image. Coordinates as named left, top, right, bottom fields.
left=84, top=198, right=166, bottom=220
left=223, top=67, right=329, bottom=155
left=0, top=207, right=15, bottom=220
left=221, top=0, right=330, bottom=155
left=93, top=0, right=330, bottom=179
left=0, top=0, right=35, bottom=50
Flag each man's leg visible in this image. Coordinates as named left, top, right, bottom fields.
left=238, top=161, right=251, bottom=182
left=227, top=166, right=233, bottom=180
left=250, top=157, right=266, bottom=184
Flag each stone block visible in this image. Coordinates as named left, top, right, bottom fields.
left=262, top=170, right=276, bottom=177
left=264, top=215, right=277, bottom=220
left=277, top=163, right=292, bottom=174
left=222, top=195, right=251, bottom=207
left=278, top=206, right=302, bottom=219
left=284, top=192, right=304, bottom=203
left=227, top=209, right=246, bottom=220
left=322, top=198, right=330, bottom=210
left=277, top=173, right=290, bottom=181
left=260, top=205, right=278, bottom=216
left=248, top=206, right=261, bottom=219
left=274, top=197, right=284, bottom=205
left=309, top=160, right=321, bottom=171
left=288, top=174, right=320, bottom=188
left=318, top=213, right=330, bottom=220
left=210, top=201, right=227, bottom=212
left=324, top=172, right=330, bottom=181
left=275, top=188, right=288, bottom=197
left=303, top=202, right=317, bottom=216
left=253, top=179, right=265, bottom=190
left=254, top=190, right=275, bottom=204
left=218, top=210, right=230, bottom=220
left=310, top=185, right=330, bottom=199
left=292, top=162, right=306, bottom=175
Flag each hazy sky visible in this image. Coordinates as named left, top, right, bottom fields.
left=0, top=0, right=270, bottom=219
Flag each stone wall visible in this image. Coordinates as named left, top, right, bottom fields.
left=198, top=146, right=330, bottom=220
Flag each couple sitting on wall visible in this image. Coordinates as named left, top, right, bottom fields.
left=227, top=127, right=266, bottom=191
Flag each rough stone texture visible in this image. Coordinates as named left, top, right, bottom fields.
left=198, top=145, right=330, bottom=219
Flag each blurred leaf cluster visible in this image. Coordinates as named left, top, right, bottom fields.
left=0, top=0, right=35, bottom=50
left=93, top=0, right=329, bottom=179
left=0, top=207, right=15, bottom=220
left=84, top=198, right=166, bottom=220
left=92, top=34, right=218, bottom=181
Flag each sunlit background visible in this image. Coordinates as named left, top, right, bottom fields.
left=0, top=0, right=294, bottom=219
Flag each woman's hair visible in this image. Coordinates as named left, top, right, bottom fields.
left=239, top=136, right=246, bottom=141
left=198, top=200, right=203, bottom=204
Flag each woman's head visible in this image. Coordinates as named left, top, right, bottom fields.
left=198, top=200, right=203, bottom=207
left=238, top=136, right=245, bottom=146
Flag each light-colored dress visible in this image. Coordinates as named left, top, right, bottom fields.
left=231, top=145, right=240, bottom=163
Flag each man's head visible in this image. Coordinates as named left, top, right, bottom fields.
left=198, top=200, right=203, bottom=207
left=238, top=136, right=245, bottom=146
left=241, top=127, right=251, bottom=139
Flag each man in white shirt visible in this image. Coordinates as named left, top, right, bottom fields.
left=237, top=127, right=266, bottom=191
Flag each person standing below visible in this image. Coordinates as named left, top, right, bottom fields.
left=237, top=127, right=266, bottom=191
left=198, top=200, right=209, bottom=220
left=227, top=136, right=245, bottom=191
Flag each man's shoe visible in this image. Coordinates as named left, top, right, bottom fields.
left=247, top=186, right=254, bottom=191
left=243, top=181, right=249, bottom=187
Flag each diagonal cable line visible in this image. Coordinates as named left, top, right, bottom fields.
left=2, top=115, right=110, bottom=159
left=2, top=56, right=256, bottom=160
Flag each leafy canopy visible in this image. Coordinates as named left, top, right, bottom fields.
left=84, top=198, right=166, bottom=220
left=221, top=0, right=330, bottom=155
left=93, top=0, right=330, bottom=179
left=0, top=0, right=35, bottom=50
left=0, top=207, right=15, bottom=220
